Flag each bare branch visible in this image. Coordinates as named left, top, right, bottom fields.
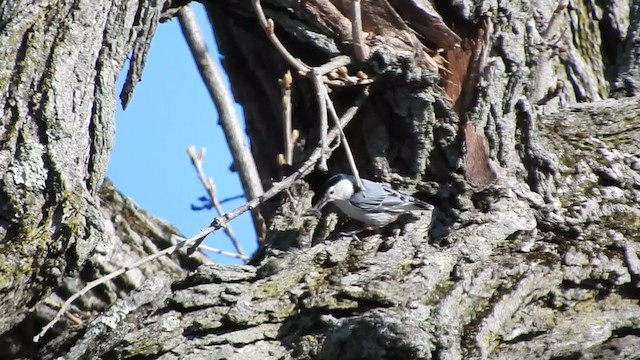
left=33, top=226, right=215, bottom=343
left=178, top=5, right=264, bottom=212
left=325, top=67, right=373, bottom=87
left=187, top=86, right=371, bottom=253
left=193, top=243, right=248, bottom=261
left=43, top=299, right=84, bottom=326
left=309, top=57, right=353, bottom=172
left=311, top=69, right=329, bottom=172
left=323, top=85, right=364, bottom=191
left=250, top=0, right=354, bottom=174
left=219, top=194, right=245, bottom=204
left=315, top=55, right=351, bottom=76
left=351, top=0, right=370, bottom=61
left=188, top=146, right=246, bottom=258
left=279, top=71, right=293, bottom=165
left=250, top=0, right=309, bottom=73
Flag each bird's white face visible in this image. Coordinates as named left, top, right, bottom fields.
left=314, top=178, right=355, bottom=210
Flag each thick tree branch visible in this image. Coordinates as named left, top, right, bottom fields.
left=178, top=5, right=264, bottom=205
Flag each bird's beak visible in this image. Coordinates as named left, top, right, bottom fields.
left=313, top=195, right=331, bottom=211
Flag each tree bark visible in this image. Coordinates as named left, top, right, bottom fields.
left=1, top=0, right=640, bottom=359
left=0, top=0, right=208, bottom=357
left=0, top=0, right=148, bottom=336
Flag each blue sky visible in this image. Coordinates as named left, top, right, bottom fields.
left=108, top=4, right=256, bottom=264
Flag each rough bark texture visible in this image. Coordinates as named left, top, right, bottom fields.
left=0, top=0, right=209, bottom=358
left=1, top=0, right=639, bottom=359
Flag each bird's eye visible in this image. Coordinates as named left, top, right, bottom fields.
left=329, top=189, right=334, bottom=195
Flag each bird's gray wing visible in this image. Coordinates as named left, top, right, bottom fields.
left=350, top=180, right=432, bottom=212
left=382, top=187, right=433, bottom=211
left=349, top=190, right=387, bottom=212
left=349, top=180, right=405, bottom=213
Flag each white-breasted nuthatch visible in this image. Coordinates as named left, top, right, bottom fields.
left=313, top=174, right=434, bottom=228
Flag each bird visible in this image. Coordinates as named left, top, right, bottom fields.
left=313, top=173, right=434, bottom=228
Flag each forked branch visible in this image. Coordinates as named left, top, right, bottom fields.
left=188, top=146, right=246, bottom=258
left=186, top=87, right=371, bottom=253
left=178, top=5, right=265, bottom=239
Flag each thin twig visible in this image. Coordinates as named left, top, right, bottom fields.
left=251, top=0, right=309, bottom=73
left=193, top=243, right=248, bottom=261
left=64, top=311, right=84, bottom=326
left=219, top=194, right=244, bottom=204
left=351, top=0, right=369, bottom=61
left=33, top=226, right=214, bottom=343
left=188, top=86, right=371, bottom=253
left=43, top=299, right=84, bottom=326
left=251, top=0, right=356, bottom=175
left=250, top=0, right=354, bottom=174
left=178, top=7, right=265, bottom=241
left=322, top=85, right=364, bottom=191
left=310, top=57, right=353, bottom=172
left=315, top=55, right=351, bottom=76
left=279, top=71, right=293, bottom=165
left=311, top=69, right=328, bottom=172
left=188, top=146, right=246, bottom=258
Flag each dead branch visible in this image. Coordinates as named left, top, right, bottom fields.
left=312, top=70, right=329, bottom=172
left=188, top=146, right=246, bottom=258
left=311, top=57, right=353, bottom=172
left=192, top=243, right=248, bottom=261
left=33, top=226, right=214, bottom=343
left=187, top=86, right=370, bottom=253
left=251, top=0, right=309, bottom=73
left=322, top=84, right=365, bottom=191
left=351, top=0, right=369, bottom=61
left=315, top=55, right=351, bottom=76
left=251, top=0, right=356, bottom=174
left=178, top=5, right=264, bottom=207
left=279, top=71, right=294, bottom=165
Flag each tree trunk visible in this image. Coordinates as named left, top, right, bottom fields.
left=2, top=0, right=640, bottom=359
left=0, top=1, right=208, bottom=357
